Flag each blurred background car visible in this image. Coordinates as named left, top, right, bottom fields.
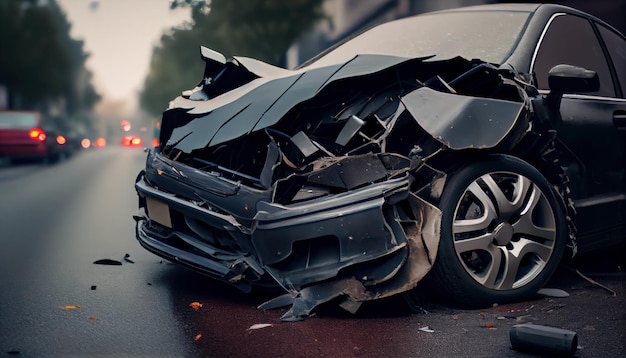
left=0, top=110, right=75, bottom=164
left=121, top=135, right=142, bottom=147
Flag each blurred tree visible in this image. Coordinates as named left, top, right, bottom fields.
left=140, top=0, right=325, bottom=117
left=0, top=0, right=99, bottom=114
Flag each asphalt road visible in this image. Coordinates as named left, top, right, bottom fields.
left=0, top=147, right=623, bottom=357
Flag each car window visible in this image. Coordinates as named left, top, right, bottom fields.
left=306, top=11, right=530, bottom=68
left=597, top=23, right=626, bottom=97
left=0, top=112, right=40, bottom=129
left=533, top=14, right=615, bottom=97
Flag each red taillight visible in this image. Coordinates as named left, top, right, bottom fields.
left=94, top=137, right=106, bottom=148
left=131, top=137, right=142, bottom=146
left=56, top=135, right=66, bottom=145
left=29, top=128, right=46, bottom=142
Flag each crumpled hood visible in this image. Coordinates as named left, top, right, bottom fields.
left=163, top=54, right=428, bottom=154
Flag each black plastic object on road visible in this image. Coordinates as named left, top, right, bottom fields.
left=510, top=323, right=578, bottom=356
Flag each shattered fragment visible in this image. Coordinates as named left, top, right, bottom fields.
left=194, top=333, right=202, bottom=341
left=123, top=253, right=135, bottom=264
left=418, top=326, right=434, bottom=333
left=93, top=259, right=122, bottom=265
left=189, top=302, right=203, bottom=310
left=537, top=288, right=569, bottom=298
left=59, top=305, right=81, bottom=310
left=248, top=323, right=273, bottom=330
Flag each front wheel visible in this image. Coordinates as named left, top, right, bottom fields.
left=425, top=154, right=566, bottom=307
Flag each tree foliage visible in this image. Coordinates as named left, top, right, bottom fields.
left=140, top=0, right=325, bottom=117
left=0, top=0, right=99, bottom=113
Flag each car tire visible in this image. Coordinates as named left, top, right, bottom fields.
left=423, top=154, right=566, bottom=307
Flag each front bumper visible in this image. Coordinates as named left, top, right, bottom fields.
left=135, top=151, right=442, bottom=320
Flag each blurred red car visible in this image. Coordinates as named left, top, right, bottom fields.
left=0, top=110, right=71, bottom=163
left=122, top=135, right=143, bottom=147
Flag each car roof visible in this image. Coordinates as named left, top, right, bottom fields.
left=433, top=3, right=542, bottom=13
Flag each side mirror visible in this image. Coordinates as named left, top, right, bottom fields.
left=548, top=64, right=599, bottom=93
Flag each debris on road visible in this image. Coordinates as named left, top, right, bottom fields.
left=59, top=305, right=81, bottom=310
left=537, top=288, right=570, bottom=298
left=190, top=302, right=203, bottom=310
left=123, top=253, right=135, bottom=264
left=510, top=323, right=578, bottom=356
left=248, top=323, right=273, bottom=330
left=93, top=258, right=122, bottom=265
left=418, top=326, right=434, bottom=333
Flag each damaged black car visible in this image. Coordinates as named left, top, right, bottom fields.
left=134, top=3, right=626, bottom=321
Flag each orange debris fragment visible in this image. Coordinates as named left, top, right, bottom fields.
left=190, top=302, right=203, bottom=310
left=59, top=305, right=81, bottom=310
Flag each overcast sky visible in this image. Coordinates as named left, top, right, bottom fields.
left=57, top=0, right=191, bottom=109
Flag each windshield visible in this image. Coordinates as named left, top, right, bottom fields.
left=306, top=10, right=531, bottom=68
left=0, top=112, right=40, bottom=129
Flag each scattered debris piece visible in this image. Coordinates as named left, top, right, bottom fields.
left=537, top=288, right=570, bottom=298
left=88, top=316, right=97, bottom=320
left=452, top=315, right=459, bottom=320
left=248, top=323, right=273, bottom=330
left=485, top=323, right=495, bottom=328
left=7, top=350, right=20, bottom=355
left=194, top=333, right=202, bottom=341
left=575, top=270, right=617, bottom=296
left=510, top=323, right=577, bottom=356
left=147, top=282, right=152, bottom=286
left=123, top=253, right=135, bottom=264
left=189, top=302, right=203, bottom=310
left=59, top=305, right=81, bottom=310
left=90, top=285, right=97, bottom=291
left=418, top=326, right=435, bottom=333
left=93, top=258, right=122, bottom=265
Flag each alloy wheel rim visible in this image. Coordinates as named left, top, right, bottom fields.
left=452, top=171, right=557, bottom=290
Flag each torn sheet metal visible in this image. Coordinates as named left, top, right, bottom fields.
left=164, top=54, right=424, bottom=155
left=402, top=87, right=525, bottom=149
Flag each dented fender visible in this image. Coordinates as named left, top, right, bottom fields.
left=402, top=87, right=526, bottom=149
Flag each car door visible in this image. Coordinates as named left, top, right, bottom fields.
left=531, top=12, right=626, bottom=252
